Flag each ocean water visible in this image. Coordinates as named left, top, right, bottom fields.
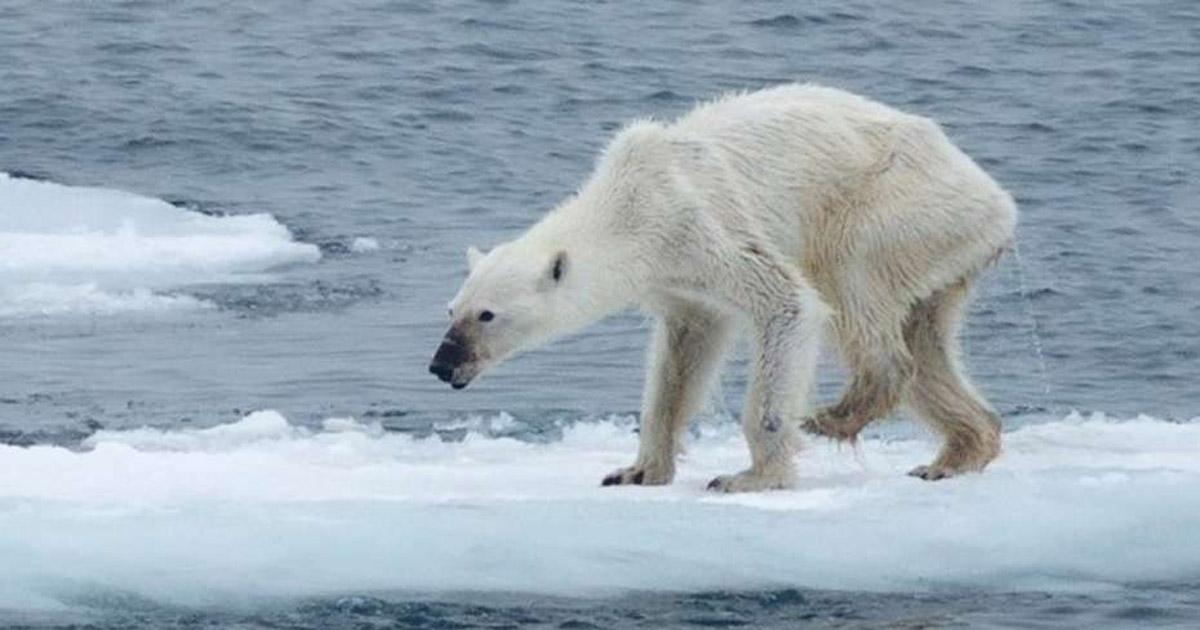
left=1, top=0, right=1198, bottom=627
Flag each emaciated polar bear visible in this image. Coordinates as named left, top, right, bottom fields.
left=429, top=84, right=1017, bottom=492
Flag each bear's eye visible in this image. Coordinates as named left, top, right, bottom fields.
left=479, top=310, right=495, bottom=322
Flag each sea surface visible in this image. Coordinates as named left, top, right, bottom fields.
left=1, top=1, right=1198, bottom=628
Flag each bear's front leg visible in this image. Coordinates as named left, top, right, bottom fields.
left=602, top=306, right=734, bottom=487
left=707, top=283, right=826, bottom=493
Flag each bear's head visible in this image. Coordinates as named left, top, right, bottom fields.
left=428, top=242, right=578, bottom=389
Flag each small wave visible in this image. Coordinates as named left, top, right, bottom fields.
left=189, top=277, right=382, bottom=317
left=0, top=169, right=49, bottom=181
left=0, top=172, right=320, bottom=317
left=645, top=89, right=686, bottom=102
left=455, top=42, right=555, bottom=62
left=749, top=14, right=805, bottom=28
left=312, top=236, right=381, bottom=256
left=748, top=12, right=866, bottom=28
left=951, top=64, right=995, bottom=77
left=0, top=410, right=1196, bottom=610
left=121, top=135, right=177, bottom=150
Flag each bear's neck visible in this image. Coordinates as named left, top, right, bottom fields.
left=521, top=200, right=650, bottom=318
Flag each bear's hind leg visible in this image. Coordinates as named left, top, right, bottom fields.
left=603, top=305, right=734, bottom=486
left=903, top=279, right=1001, bottom=481
left=802, top=301, right=914, bottom=442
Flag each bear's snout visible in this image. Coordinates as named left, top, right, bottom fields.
left=428, top=359, right=455, bottom=384
left=429, top=330, right=472, bottom=389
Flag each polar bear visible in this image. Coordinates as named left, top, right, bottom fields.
left=429, top=84, right=1016, bottom=492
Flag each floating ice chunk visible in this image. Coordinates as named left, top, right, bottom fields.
left=350, top=236, right=380, bottom=252
left=0, top=172, right=319, bottom=316
left=0, top=411, right=1196, bottom=609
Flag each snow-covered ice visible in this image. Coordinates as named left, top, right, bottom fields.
left=0, top=411, right=1196, bottom=610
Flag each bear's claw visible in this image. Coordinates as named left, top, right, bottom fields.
left=601, top=470, right=644, bottom=486
left=706, top=469, right=792, bottom=493
left=601, top=465, right=669, bottom=487
left=908, top=464, right=955, bottom=481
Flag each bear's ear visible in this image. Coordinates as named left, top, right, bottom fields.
left=466, top=246, right=485, bottom=272
left=549, top=251, right=567, bottom=283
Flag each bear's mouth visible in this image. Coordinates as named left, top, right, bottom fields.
left=429, top=363, right=473, bottom=389
left=428, top=359, right=477, bottom=390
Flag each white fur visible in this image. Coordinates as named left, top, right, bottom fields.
left=445, top=84, right=1017, bottom=491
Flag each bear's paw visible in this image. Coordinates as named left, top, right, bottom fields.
left=601, top=463, right=673, bottom=487
left=706, top=469, right=793, bottom=493
left=801, top=408, right=869, bottom=442
left=907, top=464, right=959, bottom=481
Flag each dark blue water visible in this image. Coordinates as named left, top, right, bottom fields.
left=1, top=0, right=1198, bottom=627
left=16, top=586, right=1200, bottom=629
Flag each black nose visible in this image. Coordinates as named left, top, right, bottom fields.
left=428, top=361, right=454, bottom=383
left=429, top=335, right=468, bottom=384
